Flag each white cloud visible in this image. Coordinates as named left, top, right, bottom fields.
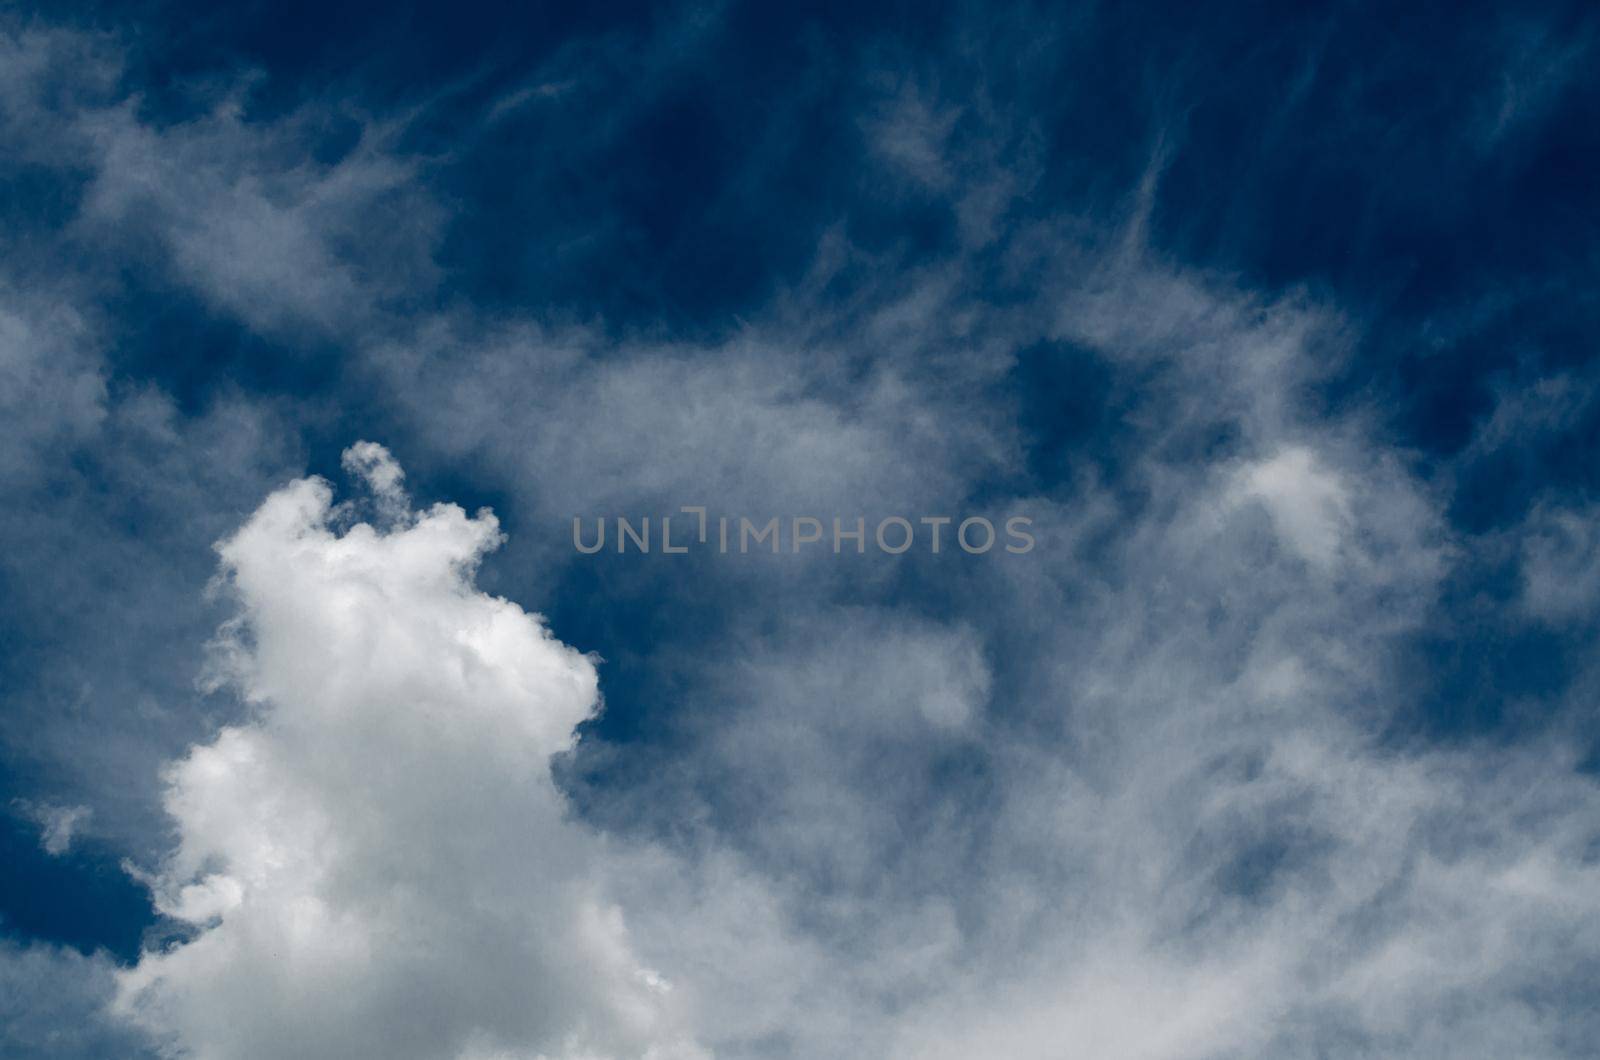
left=26, top=802, right=93, bottom=856
left=0, top=289, right=106, bottom=485
left=582, top=248, right=1590, bottom=1058
left=1229, top=445, right=1352, bottom=568
left=0, top=22, right=434, bottom=340
left=339, top=439, right=409, bottom=522
left=74, top=99, right=441, bottom=338
left=366, top=304, right=1015, bottom=561
left=114, top=444, right=704, bottom=1060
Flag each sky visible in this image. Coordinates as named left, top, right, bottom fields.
left=1, top=1, right=1599, bottom=1057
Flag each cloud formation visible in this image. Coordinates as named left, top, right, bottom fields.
left=115, top=445, right=702, bottom=1060
left=21, top=802, right=93, bottom=856
left=111, top=418, right=1600, bottom=1058
left=2, top=8, right=1599, bottom=1059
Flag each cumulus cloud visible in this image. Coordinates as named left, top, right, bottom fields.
left=339, top=439, right=409, bottom=522
left=115, top=444, right=703, bottom=1060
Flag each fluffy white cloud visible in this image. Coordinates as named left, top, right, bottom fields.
left=114, top=444, right=704, bottom=1060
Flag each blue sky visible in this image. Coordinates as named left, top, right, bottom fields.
left=2, top=2, right=1599, bottom=1057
